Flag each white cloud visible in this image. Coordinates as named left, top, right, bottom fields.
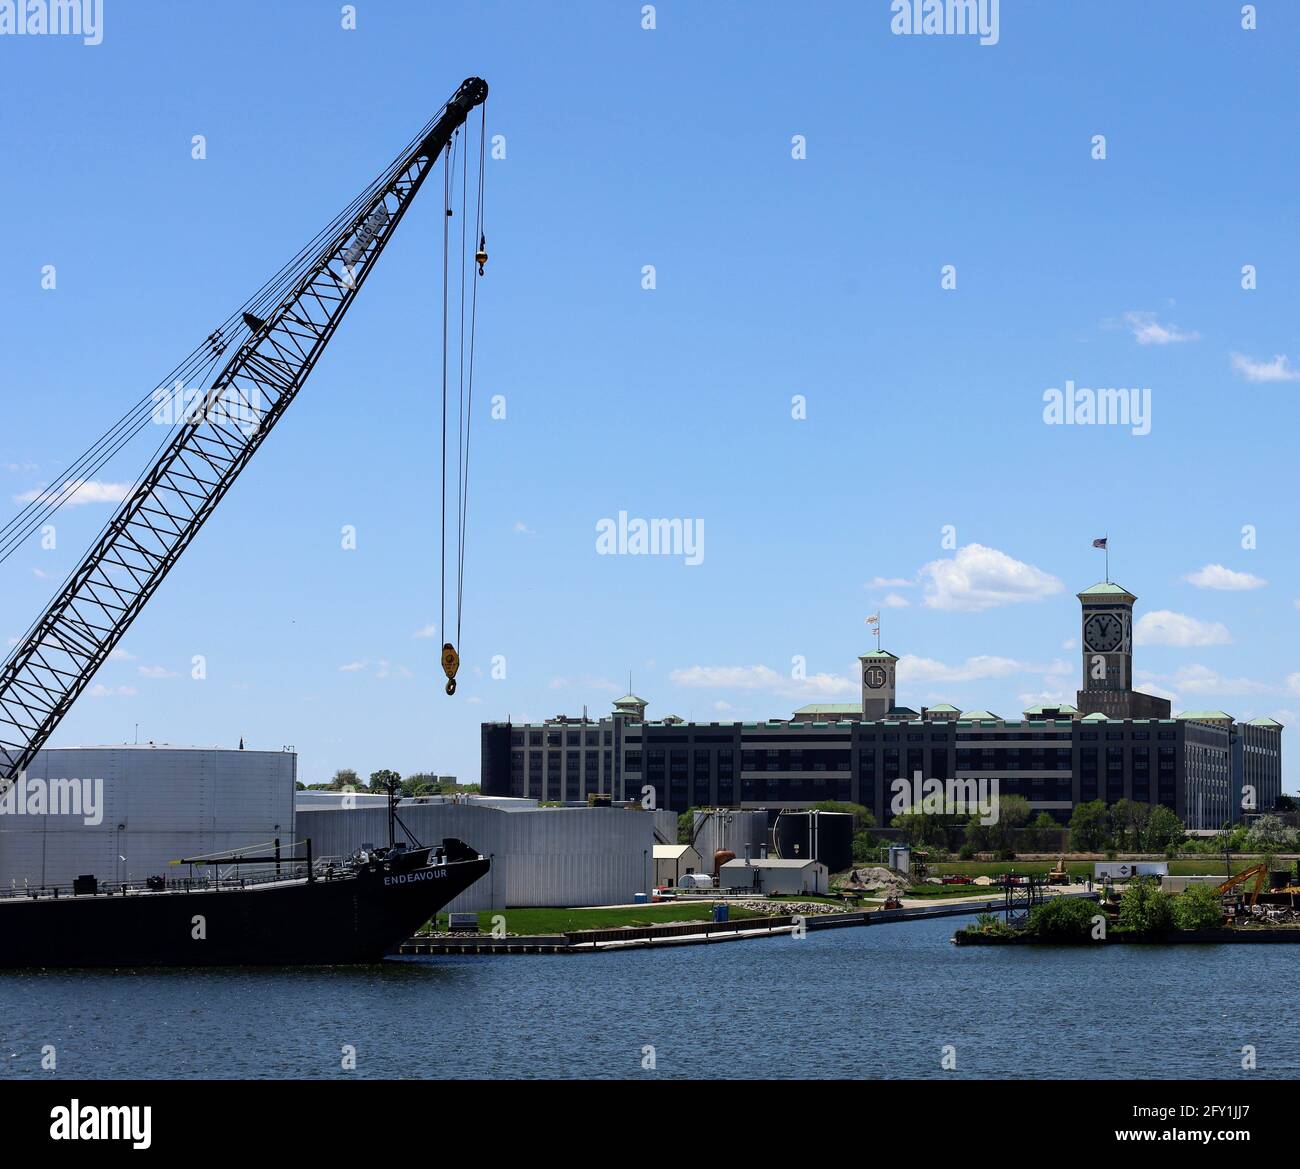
left=1185, top=564, right=1266, bottom=591
left=547, top=674, right=620, bottom=693
left=669, top=664, right=856, bottom=701
left=880, top=593, right=910, bottom=609
left=1125, top=311, right=1198, bottom=346
left=14, top=480, right=131, bottom=506
left=1017, top=689, right=1074, bottom=709
left=1230, top=353, right=1300, bottom=383
left=919, top=544, right=1064, bottom=612
left=88, top=683, right=137, bottom=698
left=1132, top=675, right=1180, bottom=705
left=108, top=648, right=136, bottom=662
left=897, top=653, right=1028, bottom=685
left=413, top=623, right=439, bottom=639
left=1288, top=674, right=1300, bottom=697
left=339, top=661, right=367, bottom=673
left=1134, top=610, right=1231, bottom=647
left=137, top=665, right=179, bottom=679
left=866, top=576, right=912, bottom=589
left=713, top=700, right=735, bottom=712
left=1142, top=664, right=1272, bottom=702
left=513, top=521, right=536, bottom=536
left=1061, top=637, right=1078, bottom=650
left=31, top=567, right=51, bottom=580
left=3, top=461, right=38, bottom=473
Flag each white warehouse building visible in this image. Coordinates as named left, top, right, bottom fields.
left=0, top=745, right=296, bottom=889
left=0, top=745, right=678, bottom=912
left=296, top=802, right=674, bottom=912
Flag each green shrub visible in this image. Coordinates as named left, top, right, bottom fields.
left=1117, top=877, right=1175, bottom=934
left=1027, top=896, right=1098, bottom=939
left=1171, top=882, right=1224, bottom=931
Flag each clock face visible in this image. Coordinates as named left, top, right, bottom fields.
left=864, top=665, right=886, bottom=689
left=1084, top=612, right=1123, bottom=653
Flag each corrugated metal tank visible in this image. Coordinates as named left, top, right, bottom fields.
left=0, top=746, right=296, bottom=888
left=691, top=809, right=768, bottom=864
left=774, top=810, right=853, bottom=873
left=294, top=803, right=658, bottom=911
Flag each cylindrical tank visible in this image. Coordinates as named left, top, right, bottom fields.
left=713, top=849, right=735, bottom=877
left=773, top=811, right=853, bottom=874
left=692, top=810, right=766, bottom=868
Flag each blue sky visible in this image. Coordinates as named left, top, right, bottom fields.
left=0, top=0, right=1296, bottom=790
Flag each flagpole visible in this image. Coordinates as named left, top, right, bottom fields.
left=1105, top=536, right=1110, bottom=584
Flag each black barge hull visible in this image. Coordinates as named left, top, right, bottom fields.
left=0, top=850, right=489, bottom=968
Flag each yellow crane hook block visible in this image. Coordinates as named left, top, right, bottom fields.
left=441, top=642, right=461, bottom=696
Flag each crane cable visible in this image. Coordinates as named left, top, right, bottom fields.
left=440, top=101, right=487, bottom=696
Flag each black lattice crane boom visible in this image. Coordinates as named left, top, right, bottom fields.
left=0, top=77, right=489, bottom=784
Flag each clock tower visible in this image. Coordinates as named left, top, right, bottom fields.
left=1075, top=580, right=1171, bottom=719
left=860, top=650, right=898, bottom=720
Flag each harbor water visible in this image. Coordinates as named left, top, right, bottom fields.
left=2, top=916, right=1295, bottom=1079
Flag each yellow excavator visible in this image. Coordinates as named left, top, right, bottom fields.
left=1216, top=864, right=1269, bottom=916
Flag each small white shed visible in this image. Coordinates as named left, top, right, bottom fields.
left=719, top=858, right=828, bottom=896
left=653, top=843, right=704, bottom=888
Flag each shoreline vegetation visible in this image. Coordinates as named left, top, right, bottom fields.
left=952, top=877, right=1295, bottom=946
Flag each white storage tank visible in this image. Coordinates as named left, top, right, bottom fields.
left=0, top=745, right=296, bottom=889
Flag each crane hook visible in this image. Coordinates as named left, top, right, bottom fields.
left=475, top=233, right=488, bottom=276
left=441, top=642, right=460, bottom=697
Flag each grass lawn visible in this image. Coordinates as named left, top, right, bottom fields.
left=930, top=858, right=1276, bottom=878
left=424, top=903, right=764, bottom=936
left=901, top=884, right=1005, bottom=899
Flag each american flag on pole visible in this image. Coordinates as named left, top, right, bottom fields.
left=1092, top=537, right=1108, bottom=549
left=866, top=613, right=879, bottom=625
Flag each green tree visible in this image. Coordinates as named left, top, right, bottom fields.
left=1117, top=877, right=1175, bottom=934
left=401, top=771, right=443, bottom=796
left=1111, top=799, right=1150, bottom=852
left=987, top=794, right=1030, bottom=855
left=892, top=806, right=961, bottom=850
left=963, top=812, right=992, bottom=853
left=1026, top=811, right=1061, bottom=852
left=1246, top=814, right=1295, bottom=850
left=677, top=809, right=696, bottom=846
left=1143, top=806, right=1185, bottom=852
left=329, top=767, right=361, bottom=791
left=1069, top=800, right=1111, bottom=852
left=368, top=768, right=402, bottom=795
left=851, top=830, right=876, bottom=865
left=1171, top=882, right=1224, bottom=931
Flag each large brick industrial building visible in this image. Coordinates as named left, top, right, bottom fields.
left=481, top=580, right=1283, bottom=830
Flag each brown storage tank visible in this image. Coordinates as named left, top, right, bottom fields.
left=713, top=849, right=735, bottom=878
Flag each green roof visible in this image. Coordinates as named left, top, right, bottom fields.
left=613, top=693, right=648, bottom=705
left=961, top=710, right=1000, bottom=721
left=794, top=703, right=862, bottom=714
left=1177, top=710, right=1233, bottom=722
left=1078, top=581, right=1135, bottom=598
left=1023, top=702, right=1079, bottom=715
left=859, top=649, right=898, bottom=660
left=1080, top=712, right=1110, bottom=722
left=1247, top=716, right=1284, bottom=728
left=926, top=703, right=961, bottom=712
